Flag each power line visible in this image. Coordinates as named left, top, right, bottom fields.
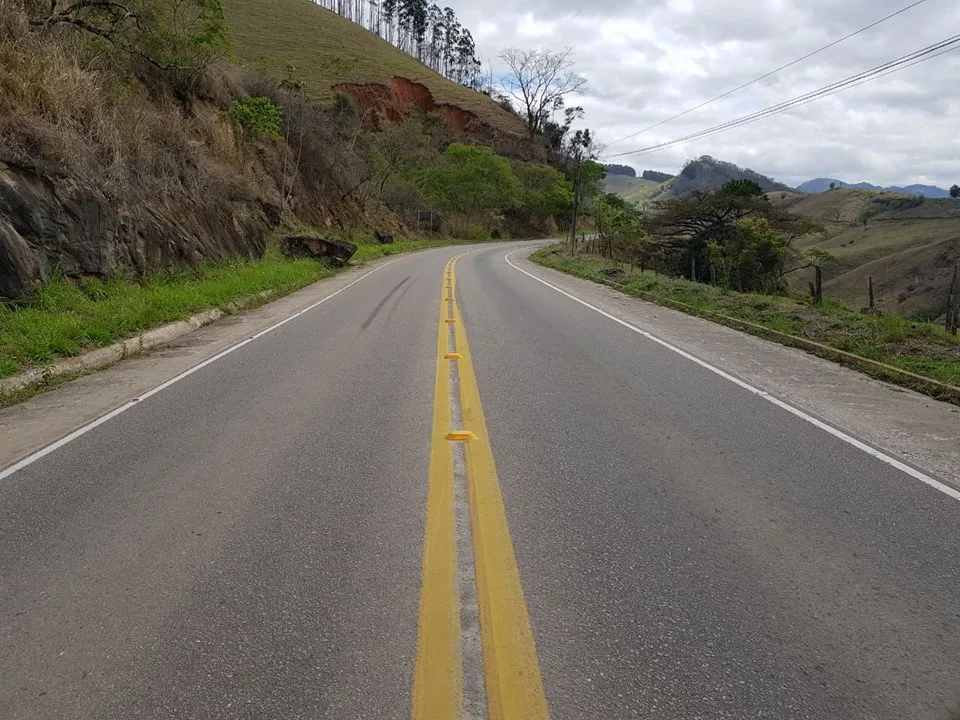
left=602, top=33, right=960, bottom=161
left=606, top=36, right=960, bottom=159
left=604, top=0, right=931, bottom=148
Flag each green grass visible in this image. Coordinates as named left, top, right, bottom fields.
left=221, top=0, right=525, bottom=135
left=0, top=251, right=334, bottom=379
left=532, top=246, right=960, bottom=397
left=0, top=236, right=479, bottom=382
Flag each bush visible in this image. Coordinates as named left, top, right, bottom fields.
left=443, top=213, right=490, bottom=241
left=227, top=96, right=282, bottom=141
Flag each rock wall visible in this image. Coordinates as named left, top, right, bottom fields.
left=0, top=161, right=271, bottom=299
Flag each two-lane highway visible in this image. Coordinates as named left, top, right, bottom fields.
left=1, top=242, right=958, bottom=719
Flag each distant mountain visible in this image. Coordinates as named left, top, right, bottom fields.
left=669, top=156, right=793, bottom=196
left=797, top=178, right=861, bottom=193
left=797, top=178, right=951, bottom=198
left=888, top=184, right=951, bottom=198
left=603, top=164, right=636, bottom=177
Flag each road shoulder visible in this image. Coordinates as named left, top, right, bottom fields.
left=0, top=253, right=405, bottom=471
left=511, top=248, right=960, bottom=490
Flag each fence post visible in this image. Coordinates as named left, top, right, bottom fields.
left=947, top=260, right=959, bottom=335
left=814, top=266, right=823, bottom=304
left=868, top=275, right=874, bottom=309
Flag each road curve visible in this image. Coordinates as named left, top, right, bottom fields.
left=1, top=242, right=958, bottom=719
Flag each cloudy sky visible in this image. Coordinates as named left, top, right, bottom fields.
left=452, top=0, right=960, bottom=189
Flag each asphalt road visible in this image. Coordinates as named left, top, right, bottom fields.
left=1, top=243, right=958, bottom=719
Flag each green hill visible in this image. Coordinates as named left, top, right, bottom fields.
left=603, top=156, right=791, bottom=204
left=221, top=0, right=525, bottom=136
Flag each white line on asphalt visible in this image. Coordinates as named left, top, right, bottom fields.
left=505, top=248, right=960, bottom=503
left=0, top=259, right=402, bottom=481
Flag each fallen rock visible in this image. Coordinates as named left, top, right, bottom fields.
left=282, top=235, right=357, bottom=265
left=373, top=230, right=394, bottom=244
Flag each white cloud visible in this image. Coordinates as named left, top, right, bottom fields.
left=453, top=0, right=960, bottom=188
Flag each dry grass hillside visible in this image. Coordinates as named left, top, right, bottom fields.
left=602, top=175, right=657, bottom=194
left=221, top=0, right=525, bottom=136
left=771, top=189, right=960, bottom=319
left=602, top=175, right=668, bottom=205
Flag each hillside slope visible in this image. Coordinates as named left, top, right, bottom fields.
left=773, top=190, right=960, bottom=318
left=604, top=156, right=791, bottom=202
left=222, top=0, right=525, bottom=136
left=601, top=175, right=659, bottom=198
left=668, top=156, right=792, bottom=196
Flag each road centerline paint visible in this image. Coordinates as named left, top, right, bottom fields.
left=414, top=255, right=550, bottom=720
left=449, top=257, right=551, bottom=720
left=413, top=259, right=463, bottom=719
left=504, top=248, right=960, bottom=503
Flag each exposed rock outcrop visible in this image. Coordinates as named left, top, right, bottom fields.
left=0, top=161, right=271, bottom=299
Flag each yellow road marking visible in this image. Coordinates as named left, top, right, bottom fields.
left=414, top=255, right=548, bottom=720
left=411, top=259, right=462, bottom=719
left=446, top=430, right=478, bottom=441
left=450, top=259, right=551, bottom=720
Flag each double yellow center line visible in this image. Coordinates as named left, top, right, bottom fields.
left=412, top=255, right=549, bottom=720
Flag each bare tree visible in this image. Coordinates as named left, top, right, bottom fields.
left=498, top=46, right=587, bottom=142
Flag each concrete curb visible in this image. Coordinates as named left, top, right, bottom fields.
left=0, top=289, right=279, bottom=394
left=0, top=309, right=225, bottom=393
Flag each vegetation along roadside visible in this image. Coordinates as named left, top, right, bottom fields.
left=0, top=237, right=475, bottom=393
left=532, top=246, right=960, bottom=404
left=2, top=0, right=597, bottom=404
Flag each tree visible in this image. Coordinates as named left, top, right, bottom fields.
left=829, top=181, right=836, bottom=190
left=724, top=179, right=764, bottom=197
left=707, top=218, right=793, bottom=293
left=28, top=0, right=229, bottom=87
left=540, top=105, right=583, bottom=164
left=278, top=67, right=309, bottom=225
left=604, top=164, right=636, bottom=178
left=365, top=119, right=434, bottom=203
left=417, top=143, right=523, bottom=215
left=642, top=170, right=673, bottom=183
left=646, top=184, right=823, bottom=284
left=596, top=196, right=649, bottom=269
left=498, top=46, right=587, bottom=142
left=566, top=128, right=602, bottom=247
left=951, top=184, right=960, bottom=199
left=506, top=160, right=573, bottom=232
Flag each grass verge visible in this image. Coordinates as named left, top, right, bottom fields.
left=531, top=245, right=960, bottom=403
left=0, top=237, right=473, bottom=385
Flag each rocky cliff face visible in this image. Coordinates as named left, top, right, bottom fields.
left=0, top=161, right=272, bottom=299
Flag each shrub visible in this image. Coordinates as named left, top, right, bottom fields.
left=227, top=96, right=282, bottom=141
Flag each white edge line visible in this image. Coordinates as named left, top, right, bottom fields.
left=0, top=259, right=402, bottom=481
left=504, top=248, right=960, bottom=503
